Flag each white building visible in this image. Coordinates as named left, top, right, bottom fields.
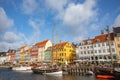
left=76, top=31, right=118, bottom=64
left=0, top=52, right=8, bottom=64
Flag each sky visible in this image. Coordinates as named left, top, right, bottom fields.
left=0, top=0, right=120, bottom=51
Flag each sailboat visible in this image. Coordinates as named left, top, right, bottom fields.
left=32, top=24, right=63, bottom=76
left=94, top=27, right=120, bottom=80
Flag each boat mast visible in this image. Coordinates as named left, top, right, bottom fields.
left=52, top=23, right=56, bottom=64
left=106, top=26, right=113, bottom=69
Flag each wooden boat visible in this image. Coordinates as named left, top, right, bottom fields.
left=32, top=67, right=62, bottom=76
left=32, top=67, right=62, bottom=75
left=95, top=67, right=120, bottom=80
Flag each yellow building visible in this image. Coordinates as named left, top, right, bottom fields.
left=113, top=27, right=120, bottom=61
left=52, top=42, right=76, bottom=65
left=20, top=46, right=30, bottom=64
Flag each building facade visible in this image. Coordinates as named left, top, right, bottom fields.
left=76, top=29, right=120, bottom=64
left=20, top=46, right=30, bottom=64
left=8, top=49, right=16, bottom=64
left=52, top=42, right=76, bottom=65
left=14, top=49, right=21, bottom=63
left=113, top=27, right=120, bottom=60
left=30, top=40, right=52, bottom=63
left=44, top=47, right=52, bottom=61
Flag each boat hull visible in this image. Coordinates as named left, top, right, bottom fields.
left=95, top=67, right=120, bottom=80
left=32, top=68, right=62, bottom=75
left=44, top=71, right=62, bottom=76
left=12, top=66, right=32, bottom=71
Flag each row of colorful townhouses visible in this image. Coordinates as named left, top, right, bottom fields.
left=0, top=27, right=120, bottom=65
left=0, top=40, right=76, bottom=65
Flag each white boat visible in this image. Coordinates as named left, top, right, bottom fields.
left=86, top=71, right=94, bottom=75
left=44, top=70, right=63, bottom=76
left=12, top=66, right=32, bottom=71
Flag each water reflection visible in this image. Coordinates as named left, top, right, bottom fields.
left=0, top=68, right=96, bottom=80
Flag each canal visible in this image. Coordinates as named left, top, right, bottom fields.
left=0, top=68, right=96, bottom=80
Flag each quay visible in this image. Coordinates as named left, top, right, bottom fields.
left=67, top=66, right=94, bottom=75
left=0, top=65, right=10, bottom=68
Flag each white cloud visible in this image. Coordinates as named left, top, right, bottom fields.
left=0, top=41, right=23, bottom=51
left=22, top=0, right=39, bottom=14
left=113, top=14, right=120, bottom=27
left=62, top=0, right=96, bottom=27
left=45, top=0, right=68, bottom=12
left=0, top=31, right=26, bottom=51
left=3, top=32, right=19, bottom=43
left=0, top=7, right=14, bottom=32
left=60, top=0, right=97, bottom=41
left=46, top=0, right=97, bottom=41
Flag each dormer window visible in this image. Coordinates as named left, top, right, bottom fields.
left=106, top=37, right=109, bottom=40
left=87, top=40, right=92, bottom=44
left=82, top=42, right=84, bottom=45
left=96, top=39, right=100, bottom=43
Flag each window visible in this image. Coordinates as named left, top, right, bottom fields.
left=107, top=49, right=110, bottom=52
left=81, top=51, right=83, bottom=54
left=88, top=51, right=90, bottom=54
left=111, top=42, right=114, bottom=45
left=118, top=44, right=120, bottom=48
left=98, top=43, right=101, bottom=47
left=112, top=48, right=115, bottom=52
left=94, top=44, right=96, bottom=47
left=99, top=50, right=101, bottom=53
left=103, top=49, right=106, bottom=53
left=106, top=42, right=109, bottom=46
left=81, top=47, right=82, bottom=49
left=96, top=39, right=100, bottom=43
left=84, top=51, right=86, bottom=54
left=95, top=50, right=97, bottom=53
left=102, top=43, right=105, bottom=46
left=117, top=37, right=119, bottom=41
left=91, top=46, right=93, bottom=48
left=87, top=46, right=89, bottom=49
left=91, top=51, right=93, bottom=54
left=84, top=46, right=86, bottom=49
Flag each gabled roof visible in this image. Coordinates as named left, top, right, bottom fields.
left=82, top=39, right=93, bottom=45
left=20, top=46, right=26, bottom=49
left=81, top=33, right=114, bottom=45
left=54, top=42, right=68, bottom=47
left=35, top=40, right=49, bottom=48
left=93, top=33, right=114, bottom=43
left=45, top=46, right=52, bottom=51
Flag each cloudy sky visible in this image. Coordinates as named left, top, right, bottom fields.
left=0, top=0, right=120, bottom=51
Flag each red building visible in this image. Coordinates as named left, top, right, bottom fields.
left=8, top=49, right=16, bottom=64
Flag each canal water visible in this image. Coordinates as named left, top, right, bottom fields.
left=0, top=68, right=96, bottom=80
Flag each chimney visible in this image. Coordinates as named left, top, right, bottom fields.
left=60, top=40, right=62, bottom=43
left=101, top=30, right=104, bottom=35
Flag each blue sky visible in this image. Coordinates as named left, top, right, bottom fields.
left=0, top=0, right=120, bottom=51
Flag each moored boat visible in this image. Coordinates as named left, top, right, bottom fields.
left=12, top=66, right=32, bottom=71
left=43, top=70, right=62, bottom=76
left=86, top=71, right=94, bottom=76
left=32, top=67, right=62, bottom=76
left=95, top=66, right=120, bottom=80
